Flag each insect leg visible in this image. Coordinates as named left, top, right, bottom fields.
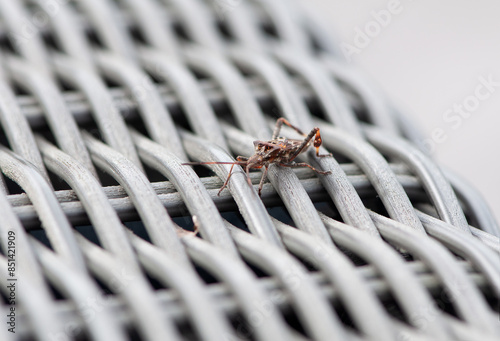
left=278, top=162, right=332, bottom=175
left=218, top=163, right=237, bottom=195
left=288, top=127, right=318, bottom=160
left=272, top=117, right=306, bottom=139
left=257, top=165, right=269, bottom=196
left=289, top=127, right=332, bottom=161
left=254, top=141, right=282, bottom=151
left=244, top=164, right=256, bottom=193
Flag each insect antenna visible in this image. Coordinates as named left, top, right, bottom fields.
left=181, top=161, right=247, bottom=166
left=182, top=160, right=249, bottom=195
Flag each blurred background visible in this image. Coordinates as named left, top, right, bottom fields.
left=306, top=0, right=500, bottom=223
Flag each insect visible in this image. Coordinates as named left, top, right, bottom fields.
left=182, top=118, right=332, bottom=196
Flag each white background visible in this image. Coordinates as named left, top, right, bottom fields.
left=305, top=0, right=500, bottom=224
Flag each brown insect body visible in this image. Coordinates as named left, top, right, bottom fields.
left=183, top=118, right=332, bottom=196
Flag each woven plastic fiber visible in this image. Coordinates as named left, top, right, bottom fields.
left=0, top=1, right=498, bottom=341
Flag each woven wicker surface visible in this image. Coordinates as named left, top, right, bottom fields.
left=0, top=1, right=498, bottom=340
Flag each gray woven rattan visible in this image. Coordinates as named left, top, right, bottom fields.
left=0, top=1, right=498, bottom=340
